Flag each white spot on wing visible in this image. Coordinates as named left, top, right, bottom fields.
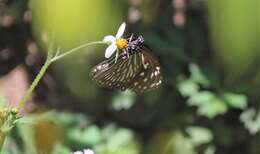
left=150, top=73, right=154, bottom=78
left=97, top=65, right=102, bottom=70
left=144, top=63, right=149, bottom=69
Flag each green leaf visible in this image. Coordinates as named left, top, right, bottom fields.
left=51, top=143, right=71, bottom=154
left=58, top=112, right=77, bottom=126
left=1, top=136, right=23, bottom=154
left=144, top=130, right=197, bottom=154
left=111, top=91, right=136, bottom=110
left=178, top=79, right=199, bottom=97
left=204, top=145, right=216, bottom=154
left=170, top=131, right=196, bottom=154
left=223, top=92, right=247, bottom=109
left=240, top=108, right=260, bottom=134
left=81, top=125, right=101, bottom=146
left=189, top=63, right=210, bottom=87
left=186, top=126, right=213, bottom=146
left=17, top=124, right=37, bottom=154
left=187, top=91, right=214, bottom=106
left=198, top=96, right=227, bottom=118
left=188, top=91, right=228, bottom=118
left=67, top=127, right=82, bottom=145
left=95, top=125, right=140, bottom=154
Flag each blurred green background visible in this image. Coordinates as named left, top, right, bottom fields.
left=0, top=0, right=260, bottom=154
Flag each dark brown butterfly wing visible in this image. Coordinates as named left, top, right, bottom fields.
left=90, top=52, right=143, bottom=90
left=127, top=46, right=162, bottom=93
left=90, top=45, right=162, bottom=93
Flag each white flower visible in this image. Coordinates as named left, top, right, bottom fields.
left=83, top=149, right=95, bottom=154
left=103, top=22, right=127, bottom=58
left=71, top=149, right=95, bottom=154
left=72, top=152, right=83, bottom=154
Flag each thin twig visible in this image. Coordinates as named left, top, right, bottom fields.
left=50, top=41, right=105, bottom=62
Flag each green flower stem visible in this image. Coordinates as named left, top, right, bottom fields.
left=50, top=41, right=105, bottom=62
left=18, top=41, right=106, bottom=112
left=18, top=55, right=52, bottom=111
left=0, top=131, right=6, bottom=151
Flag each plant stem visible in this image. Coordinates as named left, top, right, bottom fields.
left=17, top=41, right=106, bottom=112
left=50, top=41, right=105, bottom=62
left=18, top=56, right=52, bottom=112
left=0, top=131, right=6, bottom=151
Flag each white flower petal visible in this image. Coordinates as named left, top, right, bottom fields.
left=72, top=151, right=83, bottom=154
left=103, top=35, right=116, bottom=43
left=83, top=149, right=95, bottom=154
left=116, top=22, right=126, bottom=38
left=105, top=43, right=117, bottom=58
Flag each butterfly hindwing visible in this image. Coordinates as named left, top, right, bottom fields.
left=127, top=47, right=162, bottom=93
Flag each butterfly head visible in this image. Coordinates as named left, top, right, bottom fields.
left=126, top=35, right=145, bottom=54
left=116, top=35, right=145, bottom=54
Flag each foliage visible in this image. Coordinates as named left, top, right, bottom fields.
left=240, top=108, right=260, bottom=135
left=144, top=127, right=214, bottom=154
left=2, top=111, right=140, bottom=154
left=111, top=91, right=137, bottom=110
left=178, top=64, right=248, bottom=118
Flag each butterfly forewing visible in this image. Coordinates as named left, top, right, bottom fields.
left=90, top=53, right=143, bottom=90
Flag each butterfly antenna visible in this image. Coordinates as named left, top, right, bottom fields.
left=141, top=53, right=145, bottom=68
left=129, top=33, right=134, bottom=42
left=115, top=49, right=119, bottom=63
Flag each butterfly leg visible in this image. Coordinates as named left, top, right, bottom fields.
left=115, top=49, right=119, bottom=63
left=141, top=53, right=145, bottom=67
left=129, top=33, right=134, bottom=42
left=141, top=53, right=149, bottom=69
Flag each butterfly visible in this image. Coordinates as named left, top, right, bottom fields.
left=90, top=35, right=162, bottom=93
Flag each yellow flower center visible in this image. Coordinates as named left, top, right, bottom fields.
left=116, top=38, right=128, bottom=49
